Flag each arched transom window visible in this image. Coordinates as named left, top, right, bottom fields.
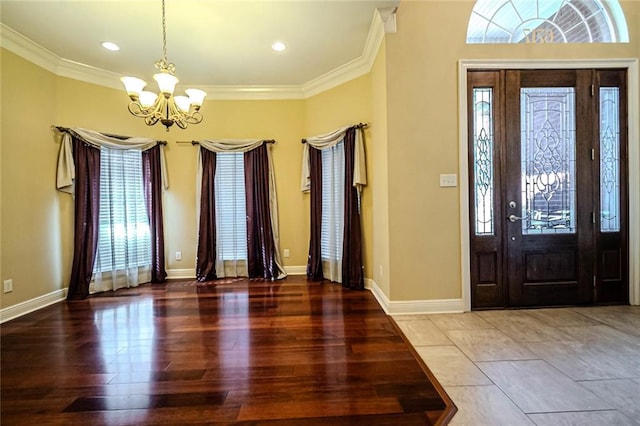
left=466, top=0, right=629, bottom=44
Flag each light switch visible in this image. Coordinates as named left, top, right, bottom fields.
left=439, top=174, right=458, bottom=187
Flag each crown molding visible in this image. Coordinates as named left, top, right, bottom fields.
left=302, top=8, right=387, bottom=98
left=201, top=85, right=305, bottom=100
left=1, top=8, right=394, bottom=100
left=1, top=23, right=59, bottom=74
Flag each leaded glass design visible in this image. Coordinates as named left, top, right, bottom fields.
left=600, top=87, right=620, bottom=232
left=473, top=88, right=494, bottom=236
left=521, top=88, right=576, bottom=234
left=466, top=0, right=629, bottom=44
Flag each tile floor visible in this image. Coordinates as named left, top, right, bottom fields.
left=393, top=305, right=640, bottom=425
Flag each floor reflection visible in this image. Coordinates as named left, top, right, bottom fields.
left=93, top=298, right=155, bottom=406
left=2, top=277, right=453, bottom=424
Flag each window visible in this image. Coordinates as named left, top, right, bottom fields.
left=321, top=143, right=345, bottom=261
left=466, top=0, right=629, bottom=44
left=319, top=142, right=346, bottom=283
left=215, top=152, right=247, bottom=261
left=94, top=148, right=151, bottom=273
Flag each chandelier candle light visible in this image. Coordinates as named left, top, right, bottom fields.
left=121, top=0, right=206, bottom=131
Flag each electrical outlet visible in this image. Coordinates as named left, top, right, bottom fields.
left=283, top=248, right=290, bottom=258
left=175, top=251, right=182, bottom=261
left=3, top=279, right=13, bottom=293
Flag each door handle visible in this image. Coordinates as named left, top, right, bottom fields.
left=508, top=214, right=523, bottom=223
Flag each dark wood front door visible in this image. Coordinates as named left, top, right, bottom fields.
left=468, top=69, right=628, bottom=309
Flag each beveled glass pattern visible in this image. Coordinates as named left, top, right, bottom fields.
left=600, top=87, right=620, bottom=232
left=521, top=88, right=576, bottom=234
left=473, top=88, right=494, bottom=236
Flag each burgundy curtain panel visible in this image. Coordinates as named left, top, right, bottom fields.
left=306, top=146, right=324, bottom=281
left=341, top=128, right=364, bottom=290
left=196, top=147, right=218, bottom=281
left=142, top=145, right=167, bottom=283
left=244, top=144, right=282, bottom=280
left=66, top=137, right=101, bottom=300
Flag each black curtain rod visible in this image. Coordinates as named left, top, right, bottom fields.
left=52, top=125, right=167, bottom=145
left=177, top=139, right=276, bottom=145
left=301, top=122, right=369, bottom=144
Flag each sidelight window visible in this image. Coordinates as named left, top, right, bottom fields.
left=473, top=88, right=495, bottom=236
left=600, top=87, right=621, bottom=232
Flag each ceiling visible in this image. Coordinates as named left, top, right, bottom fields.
left=0, top=0, right=399, bottom=93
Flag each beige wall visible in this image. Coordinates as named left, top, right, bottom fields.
left=2, top=0, right=638, bottom=310
left=384, top=0, right=640, bottom=301
left=370, top=39, right=391, bottom=297
left=1, top=50, right=60, bottom=308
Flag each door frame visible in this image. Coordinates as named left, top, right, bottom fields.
left=458, top=58, right=640, bottom=311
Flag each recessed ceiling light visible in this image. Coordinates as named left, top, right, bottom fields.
left=271, top=41, right=286, bottom=52
left=101, top=41, right=120, bottom=51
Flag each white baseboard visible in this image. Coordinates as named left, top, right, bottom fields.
left=0, top=288, right=67, bottom=324
left=284, top=265, right=306, bottom=275
left=365, top=278, right=464, bottom=315
left=166, top=268, right=196, bottom=280
left=166, top=266, right=307, bottom=279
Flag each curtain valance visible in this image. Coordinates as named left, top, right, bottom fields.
left=195, top=139, right=274, bottom=206
left=300, top=125, right=367, bottom=193
left=198, top=138, right=266, bottom=153
left=55, top=127, right=168, bottom=194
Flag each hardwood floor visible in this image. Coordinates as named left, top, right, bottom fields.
left=1, top=276, right=455, bottom=425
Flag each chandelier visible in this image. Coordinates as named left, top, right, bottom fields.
left=120, top=0, right=206, bottom=131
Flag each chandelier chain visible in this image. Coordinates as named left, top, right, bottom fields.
left=161, top=0, right=168, bottom=64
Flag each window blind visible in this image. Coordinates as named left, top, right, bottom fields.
left=215, top=152, right=248, bottom=261
left=321, top=143, right=345, bottom=261
left=94, top=148, right=151, bottom=272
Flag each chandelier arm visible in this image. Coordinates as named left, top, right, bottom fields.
left=167, top=99, right=188, bottom=129
left=128, top=102, right=151, bottom=118
left=184, top=111, right=203, bottom=125
left=145, top=116, right=160, bottom=126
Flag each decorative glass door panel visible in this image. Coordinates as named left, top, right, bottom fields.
left=520, top=88, right=576, bottom=234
